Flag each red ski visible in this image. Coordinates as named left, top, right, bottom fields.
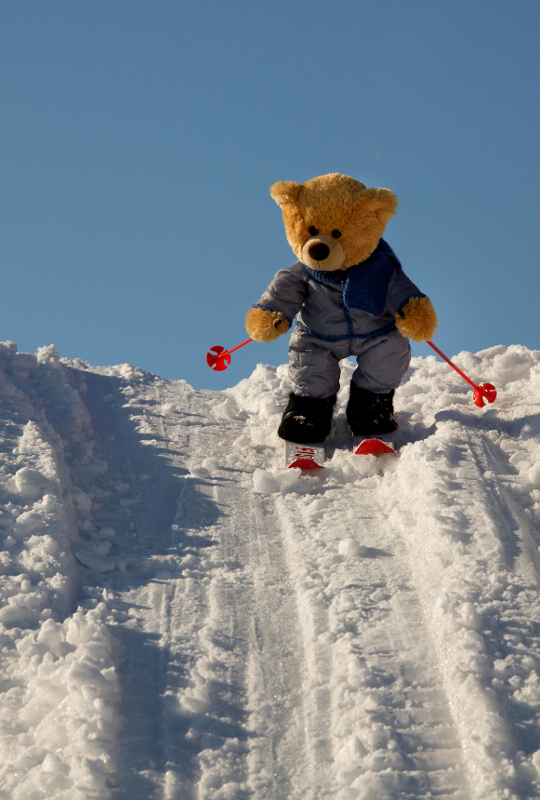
left=353, top=433, right=396, bottom=455
left=284, top=441, right=325, bottom=469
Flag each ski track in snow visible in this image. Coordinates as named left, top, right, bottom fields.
left=0, top=342, right=540, bottom=799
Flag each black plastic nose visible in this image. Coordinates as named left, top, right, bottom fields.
left=308, top=242, right=330, bottom=261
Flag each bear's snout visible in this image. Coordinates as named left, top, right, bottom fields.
left=308, top=242, right=330, bottom=261
left=302, top=233, right=346, bottom=271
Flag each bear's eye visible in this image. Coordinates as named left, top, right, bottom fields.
left=331, top=229, right=342, bottom=239
left=308, top=226, right=319, bottom=236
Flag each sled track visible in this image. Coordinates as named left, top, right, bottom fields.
left=274, top=482, right=471, bottom=799
left=76, top=372, right=336, bottom=798
left=77, top=371, right=472, bottom=799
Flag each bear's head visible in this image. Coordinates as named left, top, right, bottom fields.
left=270, top=173, right=398, bottom=271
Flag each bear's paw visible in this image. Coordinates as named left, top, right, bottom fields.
left=396, top=296, right=438, bottom=343
left=245, top=308, right=290, bottom=342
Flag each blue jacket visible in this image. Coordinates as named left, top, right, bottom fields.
left=253, top=239, right=424, bottom=342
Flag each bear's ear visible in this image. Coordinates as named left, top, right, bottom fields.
left=269, top=180, right=302, bottom=208
left=361, top=188, right=398, bottom=226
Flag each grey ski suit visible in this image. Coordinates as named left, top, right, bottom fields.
left=252, top=239, right=424, bottom=398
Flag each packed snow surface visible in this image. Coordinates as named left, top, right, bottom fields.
left=1, top=340, right=540, bottom=799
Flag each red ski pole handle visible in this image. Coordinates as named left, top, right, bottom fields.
left=426, top=341, right=496, bottom=407
left=206, top=338, right=253, bottom=371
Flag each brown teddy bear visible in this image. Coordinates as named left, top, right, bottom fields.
left=245, top=173, right=437, bottom=444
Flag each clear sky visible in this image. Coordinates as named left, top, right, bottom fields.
left=1, top=1, right=539, bottom=391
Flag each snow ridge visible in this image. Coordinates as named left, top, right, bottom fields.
left=0, top=344, right=121, bottom=799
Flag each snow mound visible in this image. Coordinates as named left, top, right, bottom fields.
left=1, top=339, right=540, bottom=799
left=0, top=345, right=121, bottom=799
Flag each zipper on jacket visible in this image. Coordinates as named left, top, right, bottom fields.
left=340, top=290, right=355, bottom=336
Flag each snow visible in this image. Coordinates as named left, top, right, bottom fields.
left=0, top=340, right=540, bottom=798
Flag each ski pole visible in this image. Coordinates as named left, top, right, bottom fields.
left=426, top=341, right=496, bottom=407
left=206, top=338, right=253, bottom=371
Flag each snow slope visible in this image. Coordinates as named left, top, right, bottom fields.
left=0, top=340, right=540, bottom=799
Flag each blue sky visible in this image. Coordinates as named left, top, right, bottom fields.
left=1, top=1, right=539, bottom=391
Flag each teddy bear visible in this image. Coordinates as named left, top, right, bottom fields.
left=245, top=172, right=437, bottom=444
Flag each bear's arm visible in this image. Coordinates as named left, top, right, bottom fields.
left=245, top=266, right=309, bottom=342
left=252, top=266, right=309, bottom=325
left=387, top=268, right=437, bottom=342
left=386, top=267, right=425, bottom=317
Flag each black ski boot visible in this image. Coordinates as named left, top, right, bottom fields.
left=346, top=382, right=398, bottom=436
left=278, top=392, right=337, bottom=444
